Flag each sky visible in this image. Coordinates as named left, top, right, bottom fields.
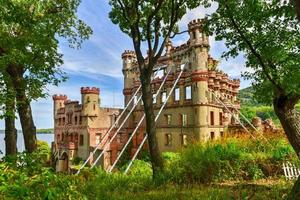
left=0, top=0, right=251, bottom=130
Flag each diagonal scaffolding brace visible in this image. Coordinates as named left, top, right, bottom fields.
left=90, top=65, right=174, bottom=170
left=123, top=64, right=186, bottom=174
left=108, top=65, right=175, bottom=173
left=212, top=89, right=272, bottom=145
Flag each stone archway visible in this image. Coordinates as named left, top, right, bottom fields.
left=59, top=152, right=69, bottom=172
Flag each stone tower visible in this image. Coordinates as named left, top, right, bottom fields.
left=122, top=50, right=137, bottom=106
left=53, top=95, right=67, bottom=116
left=188, top=19, right=210, bottom=140
left=81, top=87, right=100, bottom=117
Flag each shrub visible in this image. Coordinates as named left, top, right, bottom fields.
left=163, top=137, right=298, bottom=184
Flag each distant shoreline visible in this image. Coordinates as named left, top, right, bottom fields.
left=0, top=129, right=54, bottom=134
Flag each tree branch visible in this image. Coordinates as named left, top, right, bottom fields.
left=170, top=29, right=189, bottom=38
left=224, top=3, right=283, bottom=92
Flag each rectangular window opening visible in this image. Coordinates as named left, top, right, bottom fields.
left=165, top=133, right=172, bottom=146
left=210, top=111, right=214, bottom=126
left=185, top=86, right=192, bottom=100
left=161, top=91, right=167, bottom=103
left=79, top=135, right=84, bottom=146
left=174, top=88, right=180, bottom=101
left=182, top=134, right=188, bottom=146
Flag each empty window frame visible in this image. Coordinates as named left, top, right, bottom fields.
left=79, top=135, right=84, bottom=146
left=75, top=116, right=78, bottom=125
left=182, top=134, right=188, bottom=146
left=95, top=133, right=102, bottom=145
left=185, top=86, right=192, bottom=100
left=220, top=131, right=224, bottom=138
left=219, top=112, right=223, bottom=125
left=161, top=91, right=167, bottom=103
left=210, top=132, right=215, bottom=140
left=134, top=96, right=138, bottom=105
left=181, top=114, right=187, bottom=126
left=210, top=111, right=214, bottom=126
left=165, top=133, right=172, bottom=146
left=165, top=114, right=172, bottom=125
left=174, top=87, right=180, bottom=101
left=153, top=94, right=157, bottom=104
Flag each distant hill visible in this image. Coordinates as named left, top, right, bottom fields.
left=238, top=86, right=259, bottom=106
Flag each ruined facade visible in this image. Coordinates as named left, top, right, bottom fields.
left=52, top=19, right=240, bottom=172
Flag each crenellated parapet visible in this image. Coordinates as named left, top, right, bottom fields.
left=188, top=18, right=206, bottom=31
left=122, top=50, right=136, bottom=60
left=188, top=18, right=209, bottom=47
left=81, top=87, right=100, bottom=94
left=53, top=94, right=67, bottom=101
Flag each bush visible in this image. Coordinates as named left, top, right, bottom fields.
left=0, top=152, right=86, bottom=200
left=163, top=137, right=298, bottom=184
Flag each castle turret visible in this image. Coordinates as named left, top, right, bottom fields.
left=188, top=19, right=210, bottom=140
left=189, top=19, right=210, bottom=104
left=81, top=87, right=100, bottom=116
left=53, top=95, right=67, bottom=116
left=122, top=50, right=136, bottom=106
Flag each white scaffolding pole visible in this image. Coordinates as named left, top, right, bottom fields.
left=124, top=64, right=186, bottom=174
left=213, top=90, right=273, bottom=145
left=210, top=90, right=274, bottom=148
left=90, top=65, right=172, bottom=170
left=210, top=90, right=256, bottom=139
left=108, top=66, right=174, bottom=173
left=216, top=90, right=259, bottom=132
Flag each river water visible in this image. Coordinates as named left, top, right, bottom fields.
left=0, top=132, right=54, bottom=157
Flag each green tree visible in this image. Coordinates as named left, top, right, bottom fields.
left=200, top=0, right=300, bottom=197
left=0, top=0, right=92, bottom=153
left=108, top=0, right=195, bottom=176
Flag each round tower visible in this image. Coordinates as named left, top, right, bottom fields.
left=122, top=50, right=136, bottom=106
left=188, top=19, right=210, bottom=140
left=53, top=95, right=67, bottom=116
left=81, top=87, right=100, bottom=116
left=189, top=19, right=210, bottom=104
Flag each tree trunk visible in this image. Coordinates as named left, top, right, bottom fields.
left=4, top=98, right=18, bottom=156
left=273, top=95, right=300, bottom=156
left=140, top=69, right=164, bottom=177
left=6, top=65, right=37, bottom=153
left=292, top=0, right=300, bottom=22
left=273, top=95, right=300, bottom=199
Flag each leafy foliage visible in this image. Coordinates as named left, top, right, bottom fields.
left=0, top=0, right=92, bottom=116
left=207, top=0, right=300, bottom=104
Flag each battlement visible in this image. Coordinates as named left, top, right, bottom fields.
left=122, top=50, right=136, bottom=59
left=188, top=19, right=205, bottom=31
left=53, top=94, right=67, bottom=101
left=81, top=87, right=100, bottom=94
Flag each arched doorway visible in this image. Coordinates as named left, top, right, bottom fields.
left=60, top=152, right=69, bottom=172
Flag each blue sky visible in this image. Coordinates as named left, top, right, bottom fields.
left=0, top=1, right=251, bottom=129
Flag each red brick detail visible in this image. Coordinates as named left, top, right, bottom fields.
left=53, top=95, right=68, bottom=101
left=81, top=87, right=100, bottom=94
